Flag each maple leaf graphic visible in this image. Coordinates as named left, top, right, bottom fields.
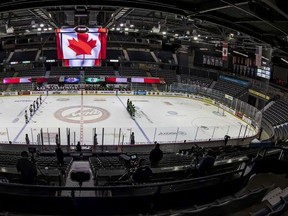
left=68, top=33, right=97, bottom=56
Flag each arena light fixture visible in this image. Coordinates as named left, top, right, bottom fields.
left=110, top=59, right=119, bottom=62
left=6, top=26, right=14, bottom=34
left=75, top=6, right=88, bottom=17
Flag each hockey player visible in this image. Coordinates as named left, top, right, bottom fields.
left=25, top=110, right=28, bottom=124
left=29, top=105, right=33, bottom=117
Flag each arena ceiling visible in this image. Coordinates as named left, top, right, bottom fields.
left=0, top=0, right=288, bottom=57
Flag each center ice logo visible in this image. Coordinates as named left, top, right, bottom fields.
left=54, top=106, right=110, bottom=124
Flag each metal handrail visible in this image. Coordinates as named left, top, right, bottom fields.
left=0, top=168, right=246, bottom=195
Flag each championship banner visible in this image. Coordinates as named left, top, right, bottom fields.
left=222, top=42, right=228, bottom=61
left=255, top=46, right=262, bottom=67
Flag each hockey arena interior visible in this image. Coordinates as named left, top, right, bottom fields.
left=0, top=0, right=287, bottom=215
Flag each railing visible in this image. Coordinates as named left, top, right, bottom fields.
left=0, top=167, right=248, bottom=214
left=0, top=168, right=245, bottom=195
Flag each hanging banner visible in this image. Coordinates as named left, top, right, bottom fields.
left=255, top=46, right=262, bottom=67
left=222, top=42, right=228, bottom=61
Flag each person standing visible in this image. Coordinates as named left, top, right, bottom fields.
left=94, top=133, right=98, bottom=146
left=36, top=98, right=39, bottom=109
left=130, top=132, right=135, bottom=145
left=25, top=134, right=30, bottom=145
left=76, top=141, right=82, bottom=152
left=33, top=101, right=36, bottom=112
left=149, top=142, right=163, bottom=167
left=16, top=151, right=37, bottom=184
left=29, top=105, right=33, bottom=117
left=25, top=110, right=28, bottom=124
left=127, top=99, right=130, bottom=107
left=55, top=144, right=64, bottom=166
left=224, top=135, right=231, bottom=146
left=55, top=134, right=60, bottom=145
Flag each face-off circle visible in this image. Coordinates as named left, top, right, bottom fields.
left=167, top=111, right=178, bottom=115
left=54, top=106, right=110, bottom=124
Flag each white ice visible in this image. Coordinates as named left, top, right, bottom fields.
left=0, top=95, right=256, bottom=146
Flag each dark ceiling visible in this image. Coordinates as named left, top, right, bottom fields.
left=0, top=0, right=287, bottom=57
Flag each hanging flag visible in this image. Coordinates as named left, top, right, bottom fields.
left=255, top=46, right=262, bottom=67
left=222, top=42, right=228, bottom=61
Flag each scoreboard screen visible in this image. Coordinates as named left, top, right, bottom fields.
left=56, top=26, right=107, bottom=67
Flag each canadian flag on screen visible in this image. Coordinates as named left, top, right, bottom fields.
left=56, top=28, right=107, bottom=67
left=222, top=42, right=228, bottom=61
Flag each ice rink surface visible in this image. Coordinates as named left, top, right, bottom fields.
left=0, top=95, right=256, bottom=145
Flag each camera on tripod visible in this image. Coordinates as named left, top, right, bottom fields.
left=119, top=153, right=138, bottom=169
left=70, top=163, right=91, bottom=187
left=70, top=171, right=91, bottom=187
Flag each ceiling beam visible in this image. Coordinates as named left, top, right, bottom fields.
left=261, top=0, right=288, bottom=20
left=198, top=1, right=249, bottom=14
left=220, top=0, right=288, bottom=36
left=28, top=8, right=58, bottom=28
left=0, top=0, right=189, bottom=16
left=195, top=12, right=288, bottom=53
left=235, top=18, right=288, bottom=24
left=103, top=8, right=133, bottom=28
